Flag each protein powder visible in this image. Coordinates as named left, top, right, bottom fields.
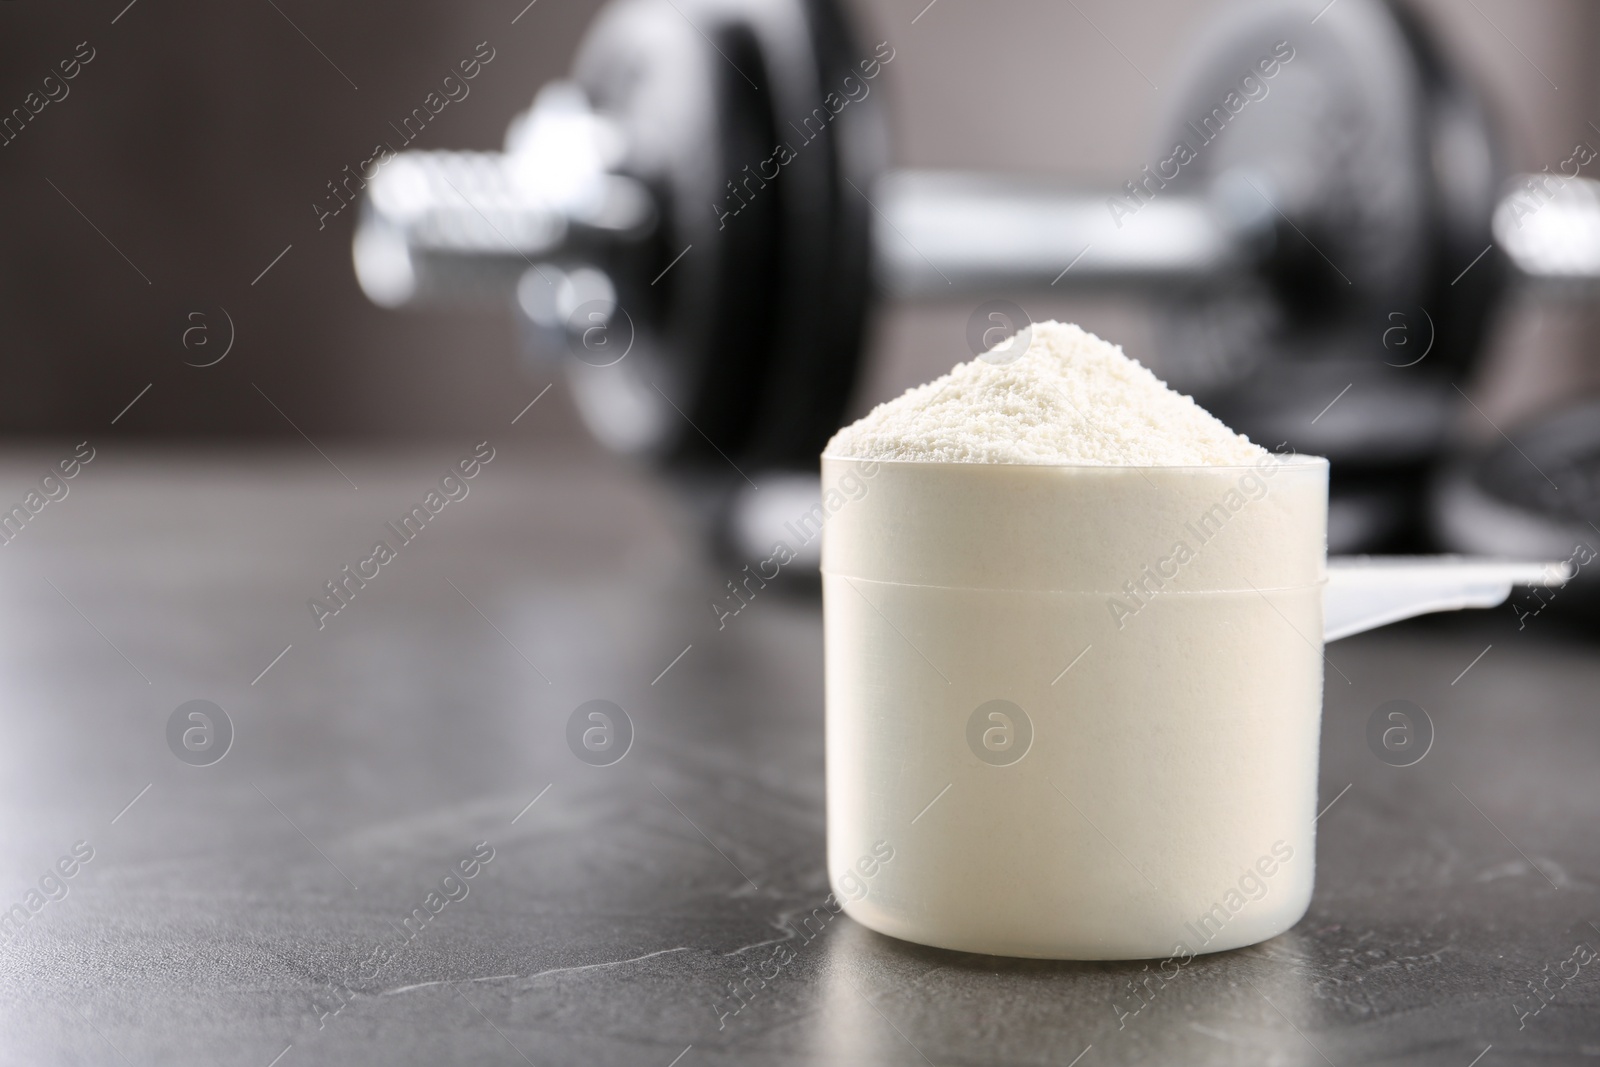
left=820, top=321, right=1328, bottom=959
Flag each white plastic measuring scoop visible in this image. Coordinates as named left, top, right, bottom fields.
left=821, top=454, right=1576, bottom=960
left=1324, top=556, right=1571, bottom=641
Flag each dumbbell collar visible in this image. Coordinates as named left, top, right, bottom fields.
left=352, top=82, right=655, bottom=310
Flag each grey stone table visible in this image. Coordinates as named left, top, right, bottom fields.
left=0, top=444, right=1596, bottom=1066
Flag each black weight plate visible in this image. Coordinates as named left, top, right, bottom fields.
left=564, top=0, right=881, bottom=473
left=739, top=0, right=884, bottom=472
left=562, top=0, right=777, bottom=460
left=1392, top=1, right=1505, bottom=389
left=1149, top=0, right=1502, bottom=464
left=1433, top=398, right=1600, bottom=616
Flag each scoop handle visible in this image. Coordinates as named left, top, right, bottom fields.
left=1323, top=556, right=1571, bottom=642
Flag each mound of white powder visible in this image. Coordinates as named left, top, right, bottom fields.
left=826, top=320, right=1266, bottom=465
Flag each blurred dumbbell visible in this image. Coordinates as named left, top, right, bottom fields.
left=1434, top=393, right=1600, bottom=623
left=351, top=0, right=1600, bottom=557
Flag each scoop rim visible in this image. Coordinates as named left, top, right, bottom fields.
left=819, top=452, right=1330, bottom=473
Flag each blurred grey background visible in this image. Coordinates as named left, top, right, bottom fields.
left=1, top=0, right=1596, bottom=445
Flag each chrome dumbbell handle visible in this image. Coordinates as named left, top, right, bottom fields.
left=352, top=84, right=653, bottom=309
left=870, top=171, right=1250, bottom=298
left=356, top=145, right=1600, bottom=312
left=1494, top=175, right=1600, bottom=288
left=878, top=171, right=1600, bottom=298
left=355, top=160, right=1241, bottom=304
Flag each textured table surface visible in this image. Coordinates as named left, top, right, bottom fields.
left=0, top=445, right=1596, bottom=1066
